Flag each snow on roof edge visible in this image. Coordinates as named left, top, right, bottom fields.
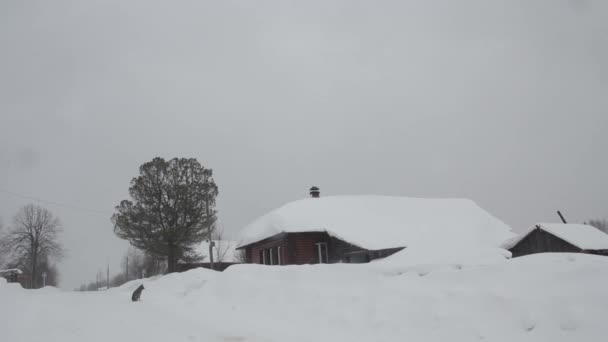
left=538, top=223, right=608, bottom=250
left=0, top=269, right=23, bottom=275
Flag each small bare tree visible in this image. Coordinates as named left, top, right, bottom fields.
left=0, top=204, right=63, bottom=288
left=122, top=246, right=166, bottom=281
left=211, top=226, right=230, bottom=263
left=234, top=249, right=247, bottom=263
left=588, top=219, right=608, bottom=234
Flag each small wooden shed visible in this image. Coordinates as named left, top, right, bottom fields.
left=0, top=269, right=23, bottom=283
left=506, top=223, right=608, bottom=258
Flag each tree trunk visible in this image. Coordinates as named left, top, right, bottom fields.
left=31, top=251, right=38, bottom=289
left=208, top=241, right=214, bottom=270
left=167, top=245, right=177, bottom=273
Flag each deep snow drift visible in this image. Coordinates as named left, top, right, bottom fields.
left=2, top=252, right=608, bottom=342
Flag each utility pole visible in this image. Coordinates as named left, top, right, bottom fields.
left=106, top=264, right=109, bottom=289
left=208, top=240, right=215, bottom=270
left=126, top=256, right=129, bottom=282
left=205, top=197, right=215, bottom=270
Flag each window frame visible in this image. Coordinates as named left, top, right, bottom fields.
left=269, top=247, right=274, bottom=265
left=315, top=242, right=329, bottom=264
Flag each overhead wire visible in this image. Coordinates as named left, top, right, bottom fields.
left=0, top=188, right=113, bottom=216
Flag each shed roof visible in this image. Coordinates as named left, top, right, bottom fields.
left=237, top=195, right=514, bottom=251
left=503, top=223, right=608, bottom=250
left=0, top=269, right=23, bottom=275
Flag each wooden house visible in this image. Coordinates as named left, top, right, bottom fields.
left=505, top=223, right=608, bottom=258
left=236, top=187, right=513, bottom=265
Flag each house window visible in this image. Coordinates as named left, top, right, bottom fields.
left=260, top=247, right=283, bottom=265
left=260, top=249, right=271, bottom=265
left=316, top=243, right=328, bottom=264
left=346, top=252, right=369, bottom=264
left=271, top=247, right=280, bottom=265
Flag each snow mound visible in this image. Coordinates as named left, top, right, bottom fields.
left=36, top=286, right=61, bottom=294
left=373, top=245, right=512, bottom=275
left=2, top=254, right=608, bottom=341
left=238, top=195, right=515, bottom=251
left=184, top=253, right=608, bottom=341
left=113, top=267, right=218, bottom=299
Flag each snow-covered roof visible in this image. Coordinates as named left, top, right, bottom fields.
left=0, top=269, right=23, bottom=275
left=505, top=223, right=608, bottom=250
left=237, top=195, right=515, bottom=250
left=192, top=240, right=240, bottom=263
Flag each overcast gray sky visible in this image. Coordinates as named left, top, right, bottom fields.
left=1, top=0, right=607, bottom=289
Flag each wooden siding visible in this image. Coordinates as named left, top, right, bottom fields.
left=244, top=233, right=288, bottom=264
left=584, top=249, right=608, bottom=256
left=241, top=232, right=404, bottom=265
left=510, top=228, right=582, bottom=258
left=290, top=232, right=328, bottom=264
left=329, top=236, right=367, bottom=262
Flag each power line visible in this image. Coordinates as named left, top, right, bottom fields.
left=0, top=188, right=113, bottom=215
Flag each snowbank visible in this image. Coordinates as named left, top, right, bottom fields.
left=2, top=253, right=607, bottom=342
left=238, top=195, right=515, bottom=251
left=111, top=267, right=218, bottom=300
left=372, top=245, right=512, bottom=275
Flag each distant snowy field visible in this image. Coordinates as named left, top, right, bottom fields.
left=2, top=252, right=608, bottom=342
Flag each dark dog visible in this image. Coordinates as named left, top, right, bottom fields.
left=131, top=284, right=144, bottom=302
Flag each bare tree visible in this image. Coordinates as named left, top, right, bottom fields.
left=211, top=225, right=230, bottom=263
left=588, top=219, right=608, bottom=234
left=0, top=204, right=63, bottom=289
left=234, top=249, right=247, bottom=264
left=122, top=247, right=166, bottom=281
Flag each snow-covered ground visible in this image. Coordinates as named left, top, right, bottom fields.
left=2, top=252, right=608, bottom=342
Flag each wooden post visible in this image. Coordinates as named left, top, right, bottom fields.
left=209, top=240, right=215, bottom=270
